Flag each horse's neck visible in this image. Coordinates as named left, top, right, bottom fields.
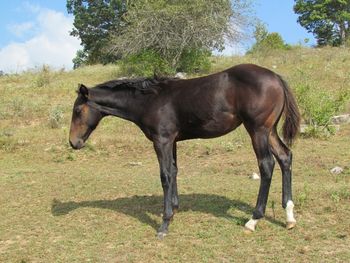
left=91, top=89, right=146, bottom=123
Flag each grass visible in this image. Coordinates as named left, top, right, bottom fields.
left=0, top=48, right=350, bottom=262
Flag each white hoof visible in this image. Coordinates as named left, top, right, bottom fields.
left=286, top=200, right=296, bottom=229
left=286, top=221, right=296, bottom=230
left=244, top=218, right=259, bottom=232
left=157, top=231, right=167, bottom=240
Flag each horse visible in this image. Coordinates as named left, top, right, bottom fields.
left=69, top=63, right=300, bottom=238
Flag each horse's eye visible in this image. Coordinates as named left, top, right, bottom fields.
left=75, top=108, right=82, bottom=114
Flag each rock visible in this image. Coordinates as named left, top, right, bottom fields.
left=330, top=166, right=343, bottom=175
left=250, top=172, right=260, bottom=180
left=300, top=124, right=308, bottom=134
left=126, top=162, right=143, bottom=167
left=331, top=114, right=350, bottom=124
left=175, top=72, right=186, bottom=79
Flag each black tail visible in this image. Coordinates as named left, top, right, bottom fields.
left=278, top=75, right=301, bottom=146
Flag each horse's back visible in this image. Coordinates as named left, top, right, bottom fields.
left=147, top=64, right=286, bottom=140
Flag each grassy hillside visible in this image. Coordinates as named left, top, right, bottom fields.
left=0, top=47, right=349, bottom=262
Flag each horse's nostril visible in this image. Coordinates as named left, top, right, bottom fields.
left=69, top=139, right=84, bottom=150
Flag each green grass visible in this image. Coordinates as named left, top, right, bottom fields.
left=1, top=48, right=350, bottom=262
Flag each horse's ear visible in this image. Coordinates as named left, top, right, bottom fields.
left=78, top=84, right=89, bottom=99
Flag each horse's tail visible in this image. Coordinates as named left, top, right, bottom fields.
left=278, top=75, right=301, bottom=147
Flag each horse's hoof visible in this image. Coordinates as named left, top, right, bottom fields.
left=244, top=227, right=254, bottom=234
left=286, top=221, right=296, bottom=230
left=157, top=231, right=167, bottom=240
left=244, top=218, right=258, bottom=232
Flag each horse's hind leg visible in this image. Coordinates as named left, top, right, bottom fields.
left=171, top=143, right=179, bottom=212
left=245, top=127, right=275, bottom=232
left=269, top=128, right=296, bottom=229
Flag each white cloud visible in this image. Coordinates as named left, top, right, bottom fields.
left=0, top=7, right=81, bottom=73
left=7, top=22, right=35, bottom=38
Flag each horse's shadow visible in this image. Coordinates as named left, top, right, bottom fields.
left=51, top=194, right=284, bottom=230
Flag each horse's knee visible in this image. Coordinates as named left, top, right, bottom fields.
left=280, top=151, right=292, bottom=170
left=259, top=155, right=275, bottom=179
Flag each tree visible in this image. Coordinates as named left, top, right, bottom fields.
left=72, top=50, right=88, bottom=69
left=294, top=0, right=350, bottom=46
left=247, top=22, right=287, bottom=54
left=67, top=0, right=128, bottom=64
left=109, top=0, right=253, bottom=71
left=67, top=0, right=253, bottom=71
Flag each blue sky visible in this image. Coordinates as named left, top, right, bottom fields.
left=0, top=0, right=316, bottom=72
left=255, top=0, right=315, bottom=45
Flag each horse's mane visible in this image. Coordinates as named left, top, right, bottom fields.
left=93, top=76, right=178, bottom=94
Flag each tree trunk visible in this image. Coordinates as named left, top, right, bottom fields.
left=339, top=22, right=346, bottom=46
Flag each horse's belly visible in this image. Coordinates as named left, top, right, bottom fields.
left=179, top=112, right=241, bottom=140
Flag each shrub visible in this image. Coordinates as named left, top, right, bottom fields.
left=248, top=32, right=289, bottom=55
left=177, top=48, right=211, bottom=73
left=73, top=50, right=88, bottom=69
left=49, top=106, right=64, bottom=129
left=295, top=83, right=350, bottom=136
left=119, top=48, right=211, bottom=77
left=119, top=50, right=175, bottom=77
left=35, top=65, right=51, bottom=87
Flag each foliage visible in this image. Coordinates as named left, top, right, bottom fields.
left=294, top=0, right=350, bottom=46
left=68, top=0, right=253, bottom=73
left=119, top=50, right=175, bottom=77
left=35, top=65, right=52, bottom=87
left=110, top=0, right=252, bottom=72
left=295, top=83, right=350, bottom=136
left=72, top=50, right=88, bottom=69
left=177, top=48, right=211, bottom=73
left=119, top=48, right=211, bottom=77
left=67, top=0, right=128, bottom=64
left=247, top=22, right=289, bottom=54
left=49, top=106, right=64, bottom=129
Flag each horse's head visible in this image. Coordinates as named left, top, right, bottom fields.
left=69, top=84, right=103, bottom=150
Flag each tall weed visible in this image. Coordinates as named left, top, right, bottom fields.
left=34, top=65, right=52, bottom=87
left=295, top=83, right=350, bottom=136
left=49, top=106, right=64, bottom=129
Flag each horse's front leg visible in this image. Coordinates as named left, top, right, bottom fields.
left=153, top=139, right=176, bottom=238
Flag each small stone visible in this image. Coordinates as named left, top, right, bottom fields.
left=127, top=162, right=143, bottom=167
left=175, top=72, right=186, bottom=79
left=331, top=114, right=350, bottom=124
left=250, top=172, right=260, bottom=180
left=330, top=166, right=343, bottom=175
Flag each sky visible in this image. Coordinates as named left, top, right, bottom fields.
left=0, top=0, right=316, bottom=73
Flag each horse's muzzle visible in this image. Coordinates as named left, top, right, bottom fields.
left=69, top=138, right=85, bottom=150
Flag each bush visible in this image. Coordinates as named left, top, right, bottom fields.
left=119, top=50, right=175, bottom=77
left=35, top=65, right=52, bottom=87
left=248, top=32, right=289, bottom=55
left=177, top=48, right=211, bottom=73
left=49, top=106, right=64, bottom=129
left=119, top=48, right=211, bottom=77
left=295, top=83, right=350, bottom=136
left=73, top=50, right=88, bottom=69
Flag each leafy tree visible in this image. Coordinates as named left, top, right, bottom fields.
left=68, top=0, right=253, bottom=72
left=67, top=0, right=128, bottom=64
left=294, top=0, right=350, bottom=46
left=110, top=0, right=253, bottom=72
left=247, top=22, right=288, bottom=54
left=72, top=50, right=88, bottom=69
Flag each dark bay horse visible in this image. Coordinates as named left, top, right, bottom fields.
left=69, top=64, right=300, bottom=238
